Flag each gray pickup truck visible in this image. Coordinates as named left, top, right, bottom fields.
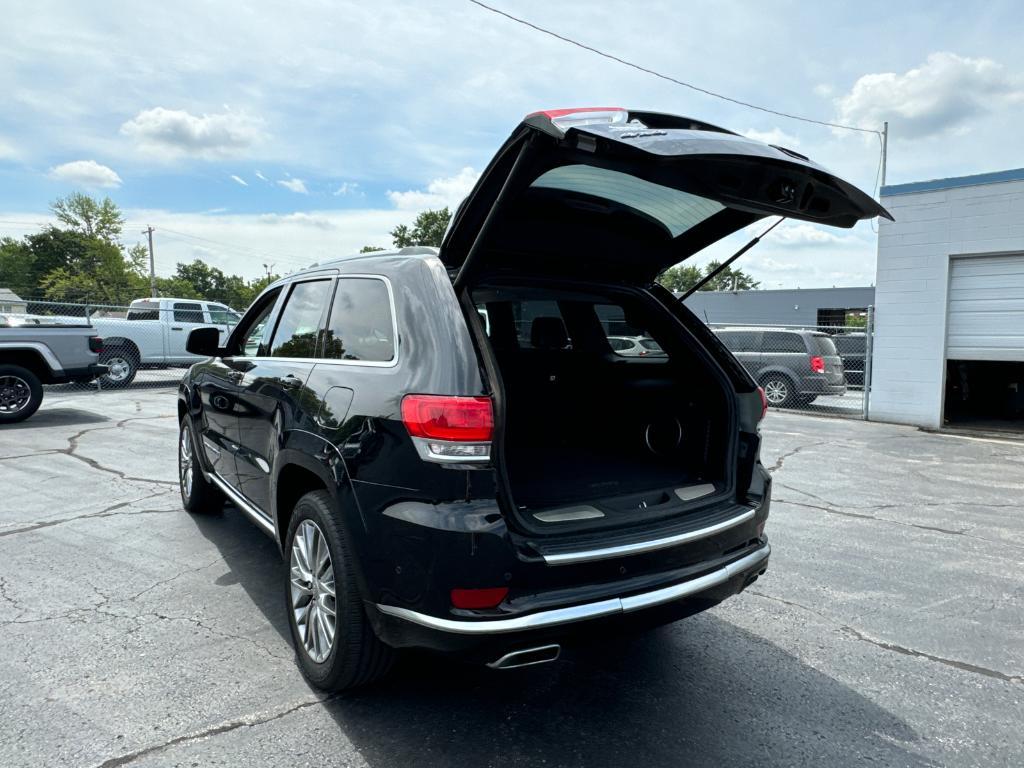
left=0, top=320, right=106, bottom=423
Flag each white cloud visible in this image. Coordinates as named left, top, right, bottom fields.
left=835, top=52, right=1024, bottom=138
left=254, top=170, right=268, bottom=182
left=0, top=137, right=16, bottom=161
left=813, top=84, right=834, bottom=98
left=277, top=178, right=308, bottom=194
left=740, top=128, right=801, bottom=148
left=120, top=107, right=265, bottom=159
left=48, top=159, right=122, bottom=188
left=387, top=166, right=480, bottom=211
left=334, top=181, right=361, bottom=197
left=258, top=211, right=332, bottom=228
left=229, top=174, right=248, bottom=186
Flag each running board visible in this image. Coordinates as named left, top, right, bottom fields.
left=209, top=473, right=277, bottom=538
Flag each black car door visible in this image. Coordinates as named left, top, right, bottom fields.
left=197, top=288, right=283, bottom=487
left=232, top=278, right=334, bottom=515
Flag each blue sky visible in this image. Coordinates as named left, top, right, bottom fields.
left=2, top=0, right=1023, bottom=286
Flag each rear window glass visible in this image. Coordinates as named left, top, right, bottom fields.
left=812, top=335, right=839, bottom=356
left=321, top=277, right=396, bottom=363
left=127, top=301, right=159, bottom=321
left=531, top=164, right=725, bottom=237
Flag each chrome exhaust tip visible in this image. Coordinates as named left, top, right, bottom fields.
left=487, top=644, right=561, bottom=670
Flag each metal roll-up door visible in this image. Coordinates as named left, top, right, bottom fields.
left=947, top=254, right=1024, bottom=361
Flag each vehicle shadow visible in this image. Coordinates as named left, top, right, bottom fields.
left=190, top=507, right=936, bottom=768
left=3, top=407, right=109, bottom=429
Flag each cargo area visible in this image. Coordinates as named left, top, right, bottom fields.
left=470, top=282, right=733, bottom=531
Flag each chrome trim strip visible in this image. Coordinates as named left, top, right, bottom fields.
left=486, top=644, right=561, bottom=669
left=541, top=508, right=757, bottom=566
left=210, top=472, right=276, bottom=537
left=375, top=545, right=769, bottom=635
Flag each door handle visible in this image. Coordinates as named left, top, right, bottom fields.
left=171, top=326, right=183, bottom=331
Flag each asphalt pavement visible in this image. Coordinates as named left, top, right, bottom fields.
left=0, top=386, right=1021, bottom=767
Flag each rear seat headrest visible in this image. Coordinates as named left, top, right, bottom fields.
left=531, top=316, right=569, bottom=350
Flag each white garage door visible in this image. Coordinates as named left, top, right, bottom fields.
left=947, top=254, right=1024, bottom=362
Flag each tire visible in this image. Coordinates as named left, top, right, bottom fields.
left=178, top=418, right=225, bottom=514
left=285, top=491, right=394, bottom=691
left=99, top=347, right=139, bottom=387
left=760, top=374, right=799, bottom=409
left=0, top=365, right=44, bottom=424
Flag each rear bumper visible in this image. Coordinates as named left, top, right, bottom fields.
left=800, top=376, right=846, bottom=396
left=49, top=363, right=107, bottom=384
left=368, top=542, right=769, bottom=657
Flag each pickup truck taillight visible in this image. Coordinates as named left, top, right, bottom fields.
left=809, top=355, right=825, bottom=374
left=89, top=336, right=104, bottom=353
left=401, top=394, right=493, bottom=463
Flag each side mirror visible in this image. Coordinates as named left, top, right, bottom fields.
left=187, top=327, right=223, bottom=357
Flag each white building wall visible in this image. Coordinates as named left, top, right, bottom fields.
left=871, top=176, right=1024, bottom=428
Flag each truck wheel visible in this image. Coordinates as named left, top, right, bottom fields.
left=0, top=365, right=44, bottom=424
left=285, top=491, right=394, bottom=691
left=760, top=374, right=799, bottom=409
left=178, top=418, right=225, bottom=514
left=100, top=348, right=138, bottom=387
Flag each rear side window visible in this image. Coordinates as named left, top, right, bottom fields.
left=717, top=330, right=761, bottom=352
left=173, top=302, right=204, bottom=323
left=269, top=280, right=331, bottom=358
left=762, top=331, right=805, bottom=353
left=321, top=277, right=396, bottom=363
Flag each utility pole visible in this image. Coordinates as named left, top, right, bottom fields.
left=880, top=121, right=888, bottom=188
left=143, top=226, right=157, bottom=298
left=263, top=263, right=274, bottom=279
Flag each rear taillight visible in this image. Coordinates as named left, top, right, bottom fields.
left=401, top=394, right=493, bottom=463
left=89, top=336, right=103, bottom=353
left=810, top=355, right=825, bottom=374
left=757, top=386, right=769, bottom=421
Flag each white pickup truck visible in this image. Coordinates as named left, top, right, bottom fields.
left=91, top=298, right=241, bottom=386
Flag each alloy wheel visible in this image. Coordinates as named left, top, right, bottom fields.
left=763, top=378, right=789, bottom=405
left=179, top=426, right=194, bottom=498
left=0, top=375, right=31, bottom=414
left=290, top=520, right=337, bottom=663
left=104, top=356, right=132, bottom=383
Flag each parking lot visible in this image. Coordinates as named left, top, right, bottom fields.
left=1, top=386, right=1021, bottom=767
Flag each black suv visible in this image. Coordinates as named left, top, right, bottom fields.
left=714, top=328, right=847, bottom=408
left=177, top=107, right=887, bottom=690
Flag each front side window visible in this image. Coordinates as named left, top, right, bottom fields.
left=269, top=280, right=331, bottom=358
left=173, top=302, right=204, bottom=323
left=231, top=289, right=281, bottom=357
left=321, top=278, right=396, bottom=363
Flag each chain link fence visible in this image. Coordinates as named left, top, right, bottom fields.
left=1, top=298, right=239, bottom=393
left=709, top=309, right=874, bottom=419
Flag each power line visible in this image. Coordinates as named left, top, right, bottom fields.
left=151, top=227, right=311, bottom=267
left=468, top=0, right=882, bottom=136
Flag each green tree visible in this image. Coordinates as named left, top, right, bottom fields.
left=657, top=261, right=760, bottom=293
left=51, top=192, right=125, bottom=243
left=39, top=237, right=147, bottom=305
left=656, top=264, right=703, bottom=292
left=390, top=207, right=450, bottom=248
left=359, top=245, right=385, bottom=253
left=0, top=238, right=37, bottom=296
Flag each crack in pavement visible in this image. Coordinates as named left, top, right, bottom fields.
left=56, top=414, right=178, bottom=487
left=774, top=497, right=1024, bottom=551
left=765, top=441, right=827, bottom=473
left=0, top=449, right=63, bottom=462
left=748, top=590, right=1023, bottom=686
left=0, top=492, right=176, bottom=538
left=92, top=696, right=334, bottom=768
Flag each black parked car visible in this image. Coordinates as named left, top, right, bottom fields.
left=177, top=107, right=888, bottom=690
left=714, top=328, right=847, bottom=408
left=833, top=332, right=866, bottom=388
